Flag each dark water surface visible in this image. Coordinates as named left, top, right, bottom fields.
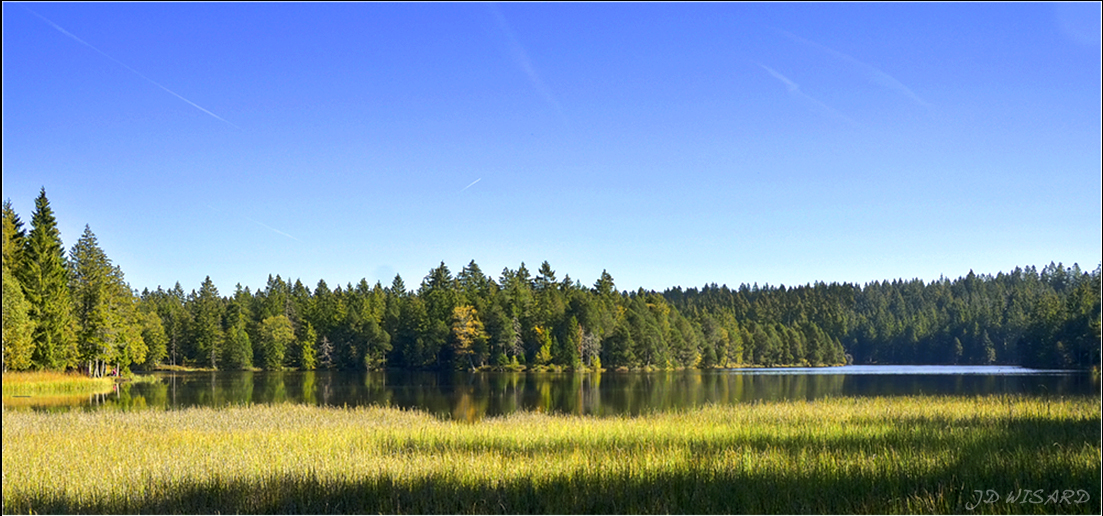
left=11, top=366, right=1096, bottom=420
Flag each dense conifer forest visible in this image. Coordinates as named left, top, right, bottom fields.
left=4, top=190, right=1100, bottom=374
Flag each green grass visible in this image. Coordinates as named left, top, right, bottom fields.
left=1, top=371, right=115, bottom=397
left=3, top=395, right=1099, bottom=514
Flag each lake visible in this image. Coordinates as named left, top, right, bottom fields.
left=13, top=365, right=1096, bottom=420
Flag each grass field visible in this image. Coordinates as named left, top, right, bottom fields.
left=3, top=395, right=1099, bottom=514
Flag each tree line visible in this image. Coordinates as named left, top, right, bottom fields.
left=3, top=190, right=1099, bottom=374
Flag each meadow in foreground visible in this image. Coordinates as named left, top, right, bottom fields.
left=3, top=395, right=1099, bottom=514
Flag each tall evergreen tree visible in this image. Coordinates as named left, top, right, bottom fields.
left=258, top=314, right=294, bottom=370
left=3, top=266, right=36, bottom=371
left=2, top=202, right=35, bottom=371
left=138, top=307, right=168, bottom=369
left=19, top=189, right=78, bottom=370
left=2, top=199, right=27, bottom=273
left=70, top=225, right=123, bottom=375
left=191, top=277, right=224, bottom=369
left=295, top=321, right=318, bottom=370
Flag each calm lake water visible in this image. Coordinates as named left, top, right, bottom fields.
left=10, top=366, right=1097, bottom=420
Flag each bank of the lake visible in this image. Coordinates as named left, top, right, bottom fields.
left=3, top=395, right=1099, bottom=514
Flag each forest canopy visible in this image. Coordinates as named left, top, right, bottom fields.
left=3, top=191, right=1100, bottom=374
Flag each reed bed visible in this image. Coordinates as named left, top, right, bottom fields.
left=3, top=395, right=1099, bottom=514
left=1, top=371, right=114, bottom=397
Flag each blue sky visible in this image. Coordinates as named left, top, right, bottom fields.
left=3, top=2, right=1100, bottom=295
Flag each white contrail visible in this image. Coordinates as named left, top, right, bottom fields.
left=244, top=217, right=301, bottom=242
left=488, top=4, right=568, bottom=125
left=774, top=28, right=931, bottom=108
left=460, top=178, right=482, bottom=193
left=759, top=64, right=799, bottom=92
left=759, top=63, right=856, bottom=125
left=25, top=7, right=242, bottom=130
left=207, top=205, right=300, bottom=242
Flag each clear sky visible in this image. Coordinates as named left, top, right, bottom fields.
left=3, top=2, right=1101, bottom=295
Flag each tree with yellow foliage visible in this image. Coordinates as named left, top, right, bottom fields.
left=451, top=305, right=487, bottom=370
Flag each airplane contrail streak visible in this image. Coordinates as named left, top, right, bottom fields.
left=460, top=178, right=482, bottom=193
left=244, top=217, right=302, bottom=242
left=774, top=27, right=931, bottom=108
left=25, top=7, right=242, bottom=130
left=758, top=63, right=856, bottom=126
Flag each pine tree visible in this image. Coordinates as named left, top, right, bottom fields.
left=389, top=274, right=407, bottom=297
left=259, top=315, right=294, bottom=370
left=296, top=321, right=318, bottom=370
left=2, top=199, right=27, bottom=273
left=221, top=285, right=254, bottom=370
left=593, top=270, right=616, bottom=297
left=2, top=202, right=35, bottom=371
left=19, top=189, right=78, bottom=370
left=192, top=277, right=224, bottom=369
left=223, top=317, right=253, bottom=370
left=138, top=307, right=168, bottom=369
left=71, top=223, right=148, bottom=372
left=70, top=225, right=120, bottom=374
left=3, top=267, right=36, bottom=371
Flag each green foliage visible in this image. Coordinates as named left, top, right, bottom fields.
left=296, top=322, right=317, bottom=371
left=3, top=267, right=36, bottom=371
left=223, top=317, right=253, bottom=370
left=137, top=308, right=168, bottom=369
left=19, top=189, right=78, bottom=371
left=532, top=326, right=553, bottom=366
left=14, top=190, right=1093, bottom=375
left=1, top=202, right=33, bottom=372
left=258, top=315, right=294, bottom=370
left=8, top=188, right=1099, bottom=373
left=665, top=263, right=1100, bottom=369
left=2, top=199, right=26, bottom=274
left=191, top=277, right=224, bottom=369
left=70, top=225, right=147, bottom=375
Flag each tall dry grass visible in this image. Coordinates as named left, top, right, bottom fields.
left=2, top=371, right=114, bottom=397
left=3, top=395, right=1099, bottom=514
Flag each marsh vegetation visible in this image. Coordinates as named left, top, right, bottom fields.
left=3, top=395, right=1099, bottom=514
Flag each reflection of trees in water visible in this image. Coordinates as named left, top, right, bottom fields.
left=260, top=372, right=285, bottom=403
left=60, top=369, right=1100, bottom=418
left=301, top=372, right=316, bottom=405
left=450, top=373, right=490, bottom=422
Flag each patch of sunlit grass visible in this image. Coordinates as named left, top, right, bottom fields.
left=2, top=371, right=114, bottom=397
left=3, top=395, right=1099, bottom=514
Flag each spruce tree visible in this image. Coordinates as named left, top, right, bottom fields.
left=296, top=321, right=318, bottom=370
left=192, top=277, right=225, bottom=369
left=70, top=225, right=147, bottom=375
left=19, top=189, right=78, bottom=370
left=138, top=307, right=168, bottom=368
left=70, top=225, right=114, bottom=373
left=3, top=267, right=36, bottom=371
left=259, top=314, right=294, bottom=370
left=2, top=202, right=35, bottom=370
left=2, top=199, right=27, bottom=273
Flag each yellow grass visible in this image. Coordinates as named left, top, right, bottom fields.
left=3, top=395, right=1100, bottom=513
left=1, top=371, right=114, bottom=397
